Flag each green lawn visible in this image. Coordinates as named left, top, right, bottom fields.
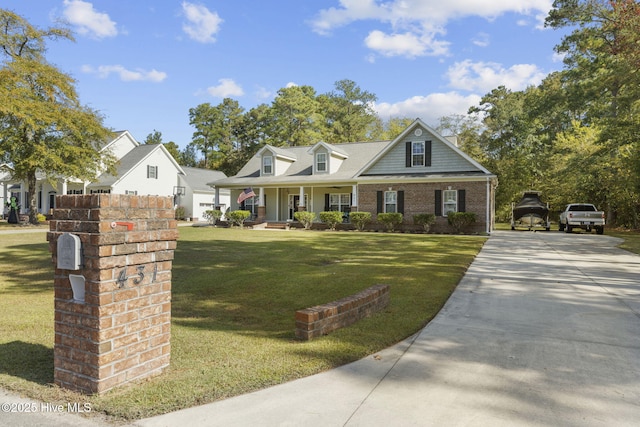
left=0, top=226, right=487, bottom=420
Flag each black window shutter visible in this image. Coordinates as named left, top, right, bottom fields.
left=398, top=191, right=404, bottom=215
left=325, top=193, right=329, bottom=211
left=435, top=190, right=442, bottom=216
left=406, top=141, right=412, bottom=167
left=458, top=189, right=466, bottom=212
left=377, top=191, right=383, bottom=214
left=425, top=141, right=432, bottom=166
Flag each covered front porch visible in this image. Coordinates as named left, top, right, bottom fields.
left=223, top=184, right=359, bottom=223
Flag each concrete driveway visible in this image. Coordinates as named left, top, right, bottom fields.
left=135, top=230, right=640, bottom=427
left=2, top=230, right=639, bottom=426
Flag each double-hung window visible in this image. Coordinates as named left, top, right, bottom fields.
left=412, top=141, right=425, bottom=166
left=316, top=152, right=327, bottom=173
left=263, top=156, right=273, bottom=175
left=147, top=165, right=158, bottom=179
left=384, top=191, right=397, bottom=213
left=443, top=189, right=457, bottom=215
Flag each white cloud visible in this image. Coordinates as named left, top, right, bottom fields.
left=446, top=60, right=546, bottom=93
left=81, top=65, right=167, bottom=82
left=471, top=32, right=490, bottom=48
left=373, top=91, right=482, bottom=124
left=182, top=1, right=223, bottom=43
left=365, top=30, right=449, bottom=58
left=62, top=0, right=118, bottom=39
left=255, top=86, right=272, bottom=100
left=310, top=0, right=553, bottom=58
left=206, top=78, right=244, bottom=98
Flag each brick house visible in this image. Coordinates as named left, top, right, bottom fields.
left=211, top=119, right=497, bottom=233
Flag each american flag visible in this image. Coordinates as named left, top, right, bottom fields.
left=237, top=187, right=256, bottom=204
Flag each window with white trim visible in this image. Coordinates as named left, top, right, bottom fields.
left=263, top=156, right=273, bottom=175
left=243, top=195, right=258, bottom=218
left=443, top=189, right=457, bottom=215
left=147, top=165, right=158, bottom=179
left=412, top=141, right=425, bottom=166
left=329, top=193, right=350, bottom=211
left=316, top=152, right=327, bottom=172
left=384, top=191, right=397, bottom=213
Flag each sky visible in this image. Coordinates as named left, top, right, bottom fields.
left=4, top=0, right=569, bottom=149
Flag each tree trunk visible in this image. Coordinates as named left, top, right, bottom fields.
left=27, top=172, right=39, bottom=225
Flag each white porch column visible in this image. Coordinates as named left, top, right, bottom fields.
left=214, top=187, right=220, bottom=207
left=259, top=187, right=265, bottom=206
left=61, top=180, right=68, bottom=196
left=2, top=181, right=7, bottom=216
left=352, top=184, right=358, bottom=207
left=298, top=186, right=305, bottom=207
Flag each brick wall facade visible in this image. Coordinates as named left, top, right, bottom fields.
left=47, top=194, right=178, bottom=394
left=358, top=180, right=492, bottom=233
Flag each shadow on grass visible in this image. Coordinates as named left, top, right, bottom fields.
left=170, top=231, right=479, bottom=344
left=0, top=241, right=52, bottom=294
left=0, top=341, right=54, bottom=385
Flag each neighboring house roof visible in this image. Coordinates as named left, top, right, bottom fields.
left=181, top=167, right=227, bottom=193
left=88, top=144, right=185, bottom=188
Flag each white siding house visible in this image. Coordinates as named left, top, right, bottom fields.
left=1, top=131, right=228, bottom=222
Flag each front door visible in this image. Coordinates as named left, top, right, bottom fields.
left=288, top=195, right=299, bottom=220
left=288, top=194, right=308, bottom=220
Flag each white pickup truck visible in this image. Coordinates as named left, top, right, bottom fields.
left=559, top=203, right=605, bottom=234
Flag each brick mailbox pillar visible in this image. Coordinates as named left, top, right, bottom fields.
left=47, top=194, right=178, bottom=394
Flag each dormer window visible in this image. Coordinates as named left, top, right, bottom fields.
left=316, top=152, right=327, bottom=173
left=263, top=155, right=273, bottom=175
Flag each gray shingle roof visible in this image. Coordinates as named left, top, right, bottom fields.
left=217, top=140, right=391, bottom=187
left=182, top=167, right=226, bottom=192
left=88, top=144, right=160, bottom=187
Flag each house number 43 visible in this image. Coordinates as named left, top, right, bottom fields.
left=116, top=263, right=158, bottom=288
left=117, top=265, right=145, bottom=288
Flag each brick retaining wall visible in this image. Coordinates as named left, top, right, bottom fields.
left=295, top=284, right=390, bottom=340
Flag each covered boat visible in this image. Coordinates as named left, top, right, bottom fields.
left=511, top=191, right=550, bottom=231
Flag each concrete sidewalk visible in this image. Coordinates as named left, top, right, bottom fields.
left=2, top=231, right=640, bottom=426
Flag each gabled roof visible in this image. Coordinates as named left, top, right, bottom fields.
left=100, top=130, right=139, bottom=152
left=88, top=144, right=185, bottom=188
left=307, top=141, right=349, bottom=159
left=257, top=145, right=297, bottom=161
left=215, top=118, right=494, bottom=188
left=217, top=140, right=389, bottom=186
left=357, top=118, right=492, bottom=176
